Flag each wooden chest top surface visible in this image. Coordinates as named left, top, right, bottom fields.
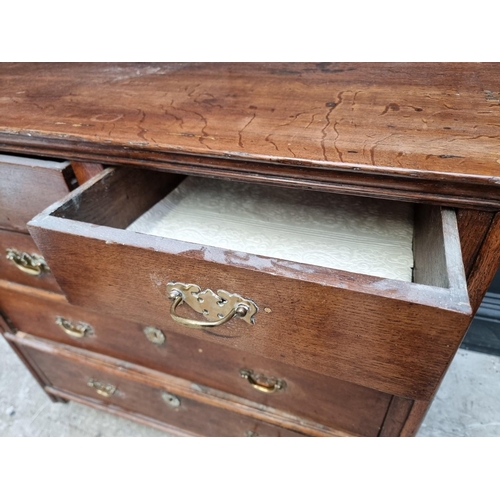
left=0, top=63, right=498, bottom=174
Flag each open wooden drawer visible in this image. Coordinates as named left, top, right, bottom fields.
left=28, top=167, right=472, bottom=400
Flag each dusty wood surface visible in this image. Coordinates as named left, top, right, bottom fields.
left=0, top=63, right=499, bottom=208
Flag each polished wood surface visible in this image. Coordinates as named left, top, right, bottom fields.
left=70, top=161, right=103, bottom=185
left=0, top=279, right=391, bottom=436
left=0, top=63, right=499, bottom=209
left=29, top=169, right=472, bottom=400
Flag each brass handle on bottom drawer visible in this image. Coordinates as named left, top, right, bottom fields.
left=55, top=316, right=94, bottom=338
left=239, top=369, right=286, bottom=394
left=6, top=249, right=50, bottom=276
left=166, top=282, right=258, bottom=329
left=87, top=379, right=116, bottom=397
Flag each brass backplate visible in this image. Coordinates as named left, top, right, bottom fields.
left=166, top=282, right=258, bottom=325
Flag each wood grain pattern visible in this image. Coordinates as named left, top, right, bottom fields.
left=0, top=228, right=62, bottom=293
left=0, top=311, right=9, bottom=334
left=1, top=63, right=499, bottom=208
left=8, top=331, right=349, bottom=436
left=71, top=161, right=104, bottom=185
left=457, top=209, right=495, bottom=277
left=28, top=169, right=472, bottom=400
left=413, top=205, right=449, bottom=288
left=399, top=400, right=432, bottom=437
left=467, top=212, right=500, bottom=313
left=378, top=397, right=414, bottom=437
left=53, top=168, right=182, bottom=228
left=0, top=154, right=74, bottom=232
left=0, top=279, right=391, bottom=436
left=46, top=386, right=197, bottom=436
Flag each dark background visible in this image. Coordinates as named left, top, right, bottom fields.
left=461, top=270, right=500, bottom=356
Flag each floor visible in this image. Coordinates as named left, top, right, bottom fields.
left=1, top=334, right=499, bottom=437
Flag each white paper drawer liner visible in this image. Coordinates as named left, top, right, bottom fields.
left=127, top=177, right=415, bottom=282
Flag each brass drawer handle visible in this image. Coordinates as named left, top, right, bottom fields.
left=6, top=249, right=50, bottom=276
left=55, top=316, right=94, bottom=339
left=166, top=282, right=258, bottom=329
left=87, top=379, right=116, bottom=397
left=239, top=369, right=286, bottom=394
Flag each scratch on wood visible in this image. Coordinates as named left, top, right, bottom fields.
left=238, top=113, right=256, bottom=149
left=320, top=91, right=344, bottom=161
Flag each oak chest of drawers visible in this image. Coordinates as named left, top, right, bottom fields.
left=1, top=63, right=499, bottom=437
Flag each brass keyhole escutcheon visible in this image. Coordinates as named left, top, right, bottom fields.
left=143, top=326, right=166, bottom=346
left=161, top=391, right=181, bottom=408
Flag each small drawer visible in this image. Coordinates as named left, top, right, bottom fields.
left=28, top=168, right=472, bottom=400
left=9, top=332, right=305, bottom=437
left=0, top=228, right=62, bottom=293
left=0, top=279, right=392, bottom=436
left=0, top=154, right=76, bottom=232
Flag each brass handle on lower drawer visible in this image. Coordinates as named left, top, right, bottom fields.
left=239, top=369, right=286, bottom=394
left=166, top=282, right=258, bottom=329
left=87, top=379, right=116, bottom=397
left=6, top=249, right=50, bottom=276
left=55, top=316, right=94, bottom=338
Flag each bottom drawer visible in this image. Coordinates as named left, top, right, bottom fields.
left=9, top=332, right=306, bottom=437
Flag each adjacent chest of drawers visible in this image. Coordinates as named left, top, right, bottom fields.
left=1, top=63, right=499, bottom=437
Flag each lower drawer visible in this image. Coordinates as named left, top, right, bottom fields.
left=0, top=228, right=62, bottom=293
left=9, top=332, right=305, bottom=437
left=0, top=280, right=392, bottom=436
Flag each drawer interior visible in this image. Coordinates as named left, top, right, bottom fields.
left=51, top=167, right=458, bottom=290
left=127, top=176, right=415, bottom=282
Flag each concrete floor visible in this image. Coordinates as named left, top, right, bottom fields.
left=1, top=334, right=499, bottom=436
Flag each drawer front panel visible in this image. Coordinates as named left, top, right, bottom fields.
left=0, top=280, right=391, bottom=436
left=15, top=335, right=303, bottom=437
left=0, top=229, right=62, bottom=293
left=0, top=154, right=74, bottom=232
left=30, top=223, right=471, bottom=400
left=29, top=168, right=472, bottom=400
